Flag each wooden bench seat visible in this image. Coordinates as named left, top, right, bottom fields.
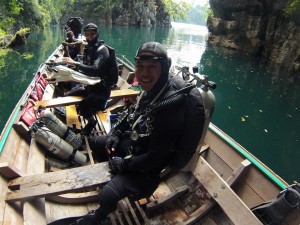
left=5, top=162, right=111, bottom=202
left=97, top=111, right=111, bottom=134
left=0, top=162, right=23, bottom=179
left=65, top=104, right=81, bottom=130
left=35, top=89, right=139, bottom=109
left=192, top=157, right=263, bottom=225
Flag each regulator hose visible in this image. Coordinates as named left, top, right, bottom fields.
left=152, top=93, right=185, bottom=112
left=147, top=84, right=194, bottom=115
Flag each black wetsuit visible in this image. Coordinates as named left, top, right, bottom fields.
left=89, top=79, right=186, bottom=219
left=66, top=40, right=111, bottom=119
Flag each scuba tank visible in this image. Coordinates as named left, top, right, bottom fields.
left=191, top=66, right=216, bottom=144
left=38, top=109, right=82, bottom=149
left=198, top=81, right=216, bottom=144
left=34, top=127, right=86, bottom=166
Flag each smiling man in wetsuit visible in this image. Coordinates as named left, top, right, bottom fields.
left=68, top=41, right=205, bottom=225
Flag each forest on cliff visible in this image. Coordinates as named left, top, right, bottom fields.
left=0, top=0, right=195, bottom=35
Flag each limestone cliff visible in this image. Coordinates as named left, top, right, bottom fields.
left=207, top=0, right=300, bottom=79
left=114, top=1, right=171, bottom=27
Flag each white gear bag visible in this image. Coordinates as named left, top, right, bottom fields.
left=49, top=65, right=101, bottom=85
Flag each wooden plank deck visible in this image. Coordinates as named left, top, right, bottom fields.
left=6, top=163, right=111, bottom=202
left=23, top=138, right=47, bottom=225
left=35, top=89, right=139, bottom=109
left=193, top=157, right=263, bottom=225
left=65, top=104, right=81, bottom=130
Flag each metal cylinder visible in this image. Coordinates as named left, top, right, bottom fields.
left=198, top=88, right=216, bottom=143
left=39, top=109, right=82, bottom=149
left=35, top=128, right=86, bottom=165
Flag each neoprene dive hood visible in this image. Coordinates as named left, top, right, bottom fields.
left=135, top=42, right=171, bottom=96
left=83, top=23, right=99, bottom=44
left=84, top=23, right=98, bottom=32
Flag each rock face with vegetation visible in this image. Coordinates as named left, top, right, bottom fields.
left=114, top=1, right=170, bottom=27
left=207, top=0, right=300, bottom=79
left=5, top=28, right=30, bottom=48
left=0, top=0, right=173, bottom=48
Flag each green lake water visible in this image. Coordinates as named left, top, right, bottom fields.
left=0, top=22, right=299, bottom=184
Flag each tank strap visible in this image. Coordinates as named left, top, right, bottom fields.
left=67, top=149, right=77, bottom=164
left=62, top=127, right=70, bottom=140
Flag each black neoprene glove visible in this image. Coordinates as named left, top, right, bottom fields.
left=105, top=130, right=122, bottom=152
left=108, top=157, right=125, bottom=174
left=105, top=134, right=119, bottom=151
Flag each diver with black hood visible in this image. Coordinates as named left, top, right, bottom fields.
left=63, top=42, right=205, bottom=225
left=62, top=23, right=118, bottom=136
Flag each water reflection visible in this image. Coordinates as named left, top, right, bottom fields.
left=0, top=25, right=64, bottom=133
left=201, top=45, right=300, bottom=183
left=165, top=22, right=208, bottom=68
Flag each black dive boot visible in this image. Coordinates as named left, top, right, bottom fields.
left=70, top=209, right=105, bottom=225
left=252, top=184, right=300, bottom=225
left=81, top=117, right=97, bottom=136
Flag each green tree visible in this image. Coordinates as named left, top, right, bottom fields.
left=0, top=0, right=22, bottom=33
left=284, top=0, right=300, bottom=15
left=162, top=0, right=190, bottom=21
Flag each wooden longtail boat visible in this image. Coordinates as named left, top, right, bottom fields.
left=0, top=45, right=299, bottom=225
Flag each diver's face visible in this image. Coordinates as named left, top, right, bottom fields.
left=135, top=53, right=161, bottom=91
left=85, top=30, right=97, bottom=43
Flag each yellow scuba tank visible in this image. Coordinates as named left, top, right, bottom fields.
left=34, top=127, right=86, bottom=165
left=39, top=109, right=82, bottom=149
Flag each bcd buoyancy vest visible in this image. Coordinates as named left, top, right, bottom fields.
left=167, top=76, right=206, bottom=170
left=83, top=41, right=118, bottom=87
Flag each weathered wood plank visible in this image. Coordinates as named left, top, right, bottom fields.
left=23, top=137, right=46, bottom=225
left=124, top=198, right=142, bottom=225
left=193, top=157, right=263, bottom=225
left=0, top=162, right=23, bottom=179
left=97, top=111, right=111, bottom=134
left=35, top=96, right=83, bottom=109
left=6, top=162, right=111, bottom=202
left=134, top=201, right=150, bottom=224
left=146, top=185, right=189, bottom=211
left=35, top=89, right=139, bottom=109
left=182, top=159, right=251, bottom=225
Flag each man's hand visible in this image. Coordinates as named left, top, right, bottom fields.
left=62, top=57, right=78, bottom=66
left=105, top=134, right=120, bottom=155
left=108, top=157, right=124, bottom=174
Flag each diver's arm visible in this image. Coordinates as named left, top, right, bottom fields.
left=61, top=45, right=109, bottom=77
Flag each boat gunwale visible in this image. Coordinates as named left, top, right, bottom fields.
left=208, top=123, right=288, bottom=190
left=0, top=45, right=62, bottom=154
